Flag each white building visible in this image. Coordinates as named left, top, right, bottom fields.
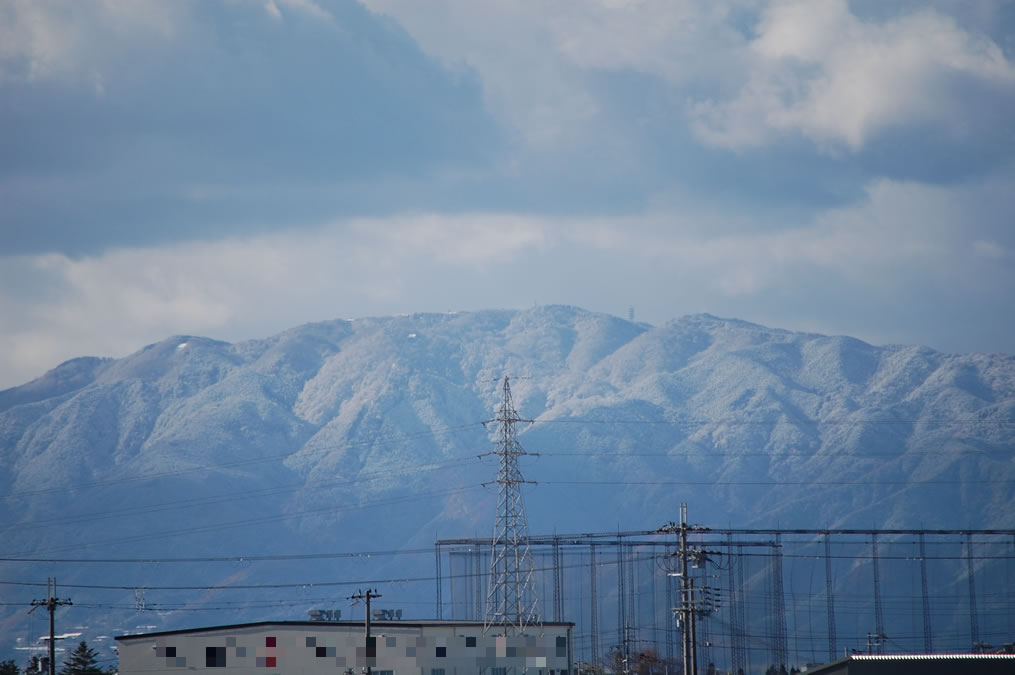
left=116, top=621, right=573, bottom=675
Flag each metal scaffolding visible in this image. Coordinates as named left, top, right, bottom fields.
left=436, top=526, right=1015, bottom=673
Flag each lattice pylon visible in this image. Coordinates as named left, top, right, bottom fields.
left=483, top=376, right=542, bottom=634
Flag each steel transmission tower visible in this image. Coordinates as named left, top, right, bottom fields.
left=484, top=376, right=542, bottom=634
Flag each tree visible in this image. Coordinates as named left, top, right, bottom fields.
left=24, top=655, right=42, bottom=675
left=0, top=659, right=19, bottom=675
left=60, top=643, right=103, bottom=675
left=632, top=648, right=661, bottom=675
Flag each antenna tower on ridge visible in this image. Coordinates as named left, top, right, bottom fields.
left=483, top=376, right=541, bottom=635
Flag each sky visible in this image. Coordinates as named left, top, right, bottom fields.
left=1, top=0, right=1014, bottom=389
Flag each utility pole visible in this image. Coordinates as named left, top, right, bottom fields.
left=866, top=632, right=886, bottom=655
left=680, top=504, right=693, bottom=675
left=30, top=578, right=72, bottom=675
left=349, top=589, right=381, bottom=675
left=667, top=503, right=693, bottom=675
left=659, top=505, right=720, bottom=675
left=688, top=577, right=697, bottom=675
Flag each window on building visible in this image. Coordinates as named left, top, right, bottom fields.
left=492, top=668, right=507, bottom=675
left=431, top=669, right=446, bottom=675
left=206, top=647, right=226, bottom=668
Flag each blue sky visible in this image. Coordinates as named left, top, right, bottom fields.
left=1, top=0, right=1014, bottom=388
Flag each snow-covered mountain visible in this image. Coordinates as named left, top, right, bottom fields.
left=1, top=306, right=1012, bottom=663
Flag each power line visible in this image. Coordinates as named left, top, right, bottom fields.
left=2, top=575, right=433, bottom=591
left=1, top=454, right=483, bottom=535
left=539, top=479, right=1010, bottom=486
left=1, top=422, right=486, bottom=500
left=0, top=548, right=434, bottom=564
left=9, top=414, right=1008, bottom=500
left=537, top=448, right=1014, bottom=458
left=4, top=484, right=485, bottom=557
left=531, top=417, right=1015, bottom=427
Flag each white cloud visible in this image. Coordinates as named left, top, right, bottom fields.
left=572, top=174, right=1014, bottom=296
left=0, top=216, right=551, bottom=388
left=690, top=0, right=1015, bottom=151
left=359, top=214, right=548, bottom=265
left=3, top=169, right=1012, bottom=389
left=274, top=0, right=334, bottom=22
left=972, top=239, right=1005, bottom=260
left=546, top=0, right=750, bottom=85
left=264, top=1, right=282, bottom=20
left=356, top=0, right=751, bottom=148
left=0, top=0, right=183, bottom=83
left=358, top=0, right=1015, bottom=159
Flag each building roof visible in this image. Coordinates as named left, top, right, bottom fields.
left=849, top=654, right=1015, bottom=660
left=115, top=620, right=574, bottom=642
left=803, top=653, right=1015, bottom=674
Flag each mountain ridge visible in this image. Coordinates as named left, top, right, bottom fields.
left=1, top=306, right=1012, bottom=662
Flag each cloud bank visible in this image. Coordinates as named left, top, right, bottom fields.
left=1, top=0, right=1013, bottom=388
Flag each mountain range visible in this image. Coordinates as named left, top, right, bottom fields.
left=1, top=306, right=1013, bottom=665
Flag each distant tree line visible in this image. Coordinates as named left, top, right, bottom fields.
left=1, top=642, right=114, bottom=675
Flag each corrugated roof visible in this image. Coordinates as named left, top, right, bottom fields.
left=849, top=653, right=1015, bottom=661
left=115, top=619, right=574, bottom=641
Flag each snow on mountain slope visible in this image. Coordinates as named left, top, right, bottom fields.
left=3, top=306, right=1011, bottom=527
left=0, top=306, right=1012, bottom=657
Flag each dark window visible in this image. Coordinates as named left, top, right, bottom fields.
left=265, top=637, right=276, bottom=648
left=432, top=670, right=446, bottom=675
left=206, top=647, right=226, bottom=668
left=165, top=647, right=176, bottom=658
left=436, top=647, right=446, bottom=658
left=317, top=647, right=327, bottom=658
left=306, top=637, right=316, bottom=648
left=465, top=636, right=476, bottom=647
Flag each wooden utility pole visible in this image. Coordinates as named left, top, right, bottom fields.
left=349, top=589, right=382, bottom=675
left=30, top=578, right=72, bottom=675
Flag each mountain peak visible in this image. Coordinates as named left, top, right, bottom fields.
left=1, top=306, right=1013, bottom=658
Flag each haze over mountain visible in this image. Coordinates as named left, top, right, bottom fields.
left=1, top=306, right=1012, bottom=662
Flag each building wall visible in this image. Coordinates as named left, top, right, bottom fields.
left=117, top=622, right=572, bottom=675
